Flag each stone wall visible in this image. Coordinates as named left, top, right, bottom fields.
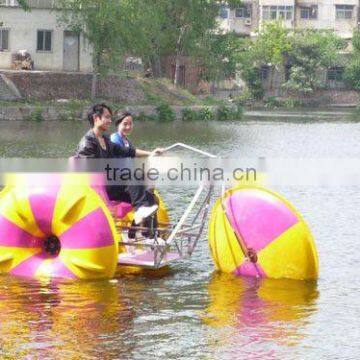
left=0, top=74, right=21, bottom=101
left=320, top=89, right=360, bottom=105
left=278, top=89, right=360, bottom=105
left=0, top=70, right=146, bottom=103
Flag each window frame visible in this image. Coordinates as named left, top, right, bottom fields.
left=327, top=66, right=344, bottom=81
left=235, top=5, right=251, bottom=18
left=260, top=65, right=270, bottom=81
left=37, top=29, right=53, bottom=52
left=0, top=28, right=9, bottom=51
left=0, top=0, right=18, bottom=6
left=219, top=6, right=229, bottom=19
left=335, top=5, right=353, bottom=20
left=300, top=5, right=318, bottom=20
left=262, top=5, right=294, bottom=21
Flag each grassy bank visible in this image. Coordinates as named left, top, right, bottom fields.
left=0, top=76, right=245, bottom=122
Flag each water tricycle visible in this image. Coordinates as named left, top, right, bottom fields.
left=0, top=144, right=318, bottom=281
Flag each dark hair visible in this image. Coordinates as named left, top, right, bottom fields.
left=87, top=103, right=113, bottom=127
left=115, top=110, right=132, bottom=127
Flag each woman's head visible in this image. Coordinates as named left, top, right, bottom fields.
left=115, top=111, right=133, bottom=136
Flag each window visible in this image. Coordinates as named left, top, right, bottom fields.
left=0, top=29, right=9, bottom=50
left=37, top=30, right=52, bottom=51
left=300, top=5, right=318, bottom=19
left=260, top=65, right=269, bottom=81
left=262, top=6, right=293, bottom=21
left=235, top=6, right=251, bottom=18
left=327, top=67, right=344, bottom=81
left=220, top=6, right=229, bottom=19
left=335, top=5, right=353, bottom=19
left=0, top=0, right=18, bottom=6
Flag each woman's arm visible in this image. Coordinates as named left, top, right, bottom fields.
left=135, top=149, right=152, bottom=157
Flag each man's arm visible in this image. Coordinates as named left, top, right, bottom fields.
left=75, top=136, right=98, bottom=158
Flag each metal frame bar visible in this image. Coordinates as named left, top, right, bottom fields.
left=117, top=143, right=216, bottom=269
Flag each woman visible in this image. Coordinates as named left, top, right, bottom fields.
left=111, top=110, right=165, bottom=240
left=111, top=110, right=164, bottom=156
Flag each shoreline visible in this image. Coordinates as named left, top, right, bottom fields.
left=0, top=102, right=358, bottom=122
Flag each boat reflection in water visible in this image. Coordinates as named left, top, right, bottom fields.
left=0, top=276, right=136, bottom=359
left=202, top=272, right=319, bottom=358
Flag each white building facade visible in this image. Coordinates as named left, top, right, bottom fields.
left=0, top=0, right=93, bottom=72
left=218, top=0, right=359, bottom=39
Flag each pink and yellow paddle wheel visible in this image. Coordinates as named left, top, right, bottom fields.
left=209, top=185, right=319, bottom=280
left=0, top=174, right=119, bottom=280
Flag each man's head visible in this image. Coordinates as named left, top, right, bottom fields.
left=115, top=110, right=133, bottom=136
left=87, top=103, right=113, bottom=131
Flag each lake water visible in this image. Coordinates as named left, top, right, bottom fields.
left=0, top=111, right=359, bottom=359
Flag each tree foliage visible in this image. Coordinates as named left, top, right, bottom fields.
left=200, top=32, right=247, bottom=81
left=128, top=0, right=242, bottom=84
left=344, top=30, right=360, bottom=90
left=284, top=30, right=346, bottom=94
left=57, top=0, right=127, bottom=72
left=235, top=23, right=346, bottom=96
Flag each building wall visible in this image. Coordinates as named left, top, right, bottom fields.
left=295, top=0, right=359, bottom=38
left=0, top=6, right=93, bottom=72
left=217, top=2, right=260, bottom=36
left=161, top=55, right=203, bottom=93
left=220, top=0, right=359, bottom=39
left=259, top=0, right=296, bottom=29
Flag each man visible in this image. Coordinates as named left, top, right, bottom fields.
left=75, top=103, right=159, bottom=225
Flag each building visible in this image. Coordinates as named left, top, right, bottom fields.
left=217, top=1, right=260, bottom=36
left=216, top=1, right=360, bottom=94
left=218, top=0, right=359, bottom=39
left=0, top=0, right=93, bottom=72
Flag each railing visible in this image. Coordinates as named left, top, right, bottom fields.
left=117, top=143, right=217, bottom=269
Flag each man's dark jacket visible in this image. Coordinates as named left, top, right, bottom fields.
left=75, top=130, right=136, bottom=158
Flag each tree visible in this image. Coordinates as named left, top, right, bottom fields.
left=17, top=0, right=137, bottom=98
left=251, top=22, right=291, bottom=91
left=344, top=30, right=360, bottom=90
left=17, top=0, right=30, bottom=10
left=284, top=30, right=346, bottom=94
left=199, top=32, right=246, bottom=82
left=57, top=0, right=129, bottom=98
left=230, top=22, right=290, bottom=97
left=129, top=0, right=242, bottom=86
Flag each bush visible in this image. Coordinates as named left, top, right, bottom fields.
left=217, top=105, right=232, bottom=121
left=282, top=98, right=302, bottom=109
left=344, top=59, right=360, bottom=90
left=134, top=111, right=157, bottom=121
left=235, top=89, right=253, bottom=105
left=216, top=104, right=243, bottom=121
left=156, top=103, right=176, bottom=122
left=234, top=103, right=244, bottom=119
left=199, top=107, right=215, bottom=121
left=264, top=96, right=281, bottom=109
left=182, top=108, right=200, bottom=121
left=25, top=107, right=44, bottom=122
